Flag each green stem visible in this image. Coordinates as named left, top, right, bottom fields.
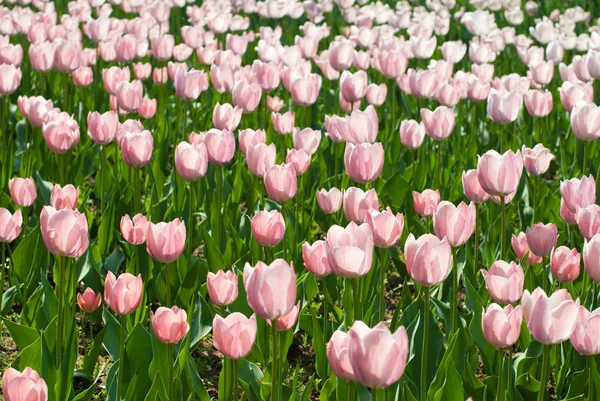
left=436, top=141, right=442, bottom=190
left=271, top=320, right=279, bottom=401
left=501, top=196, right=506, bottom=260
left=188, top=182, right=194, bottom=266
left=589, top=355, right=595, bottom=401
left=372, top=388, right=378, bottom=401
left=322, top=278, right=328, bottom=340
left=496, top=349, right=503, bottom=401
left=134, top=166, right=141, bottom=215
left=118, top=314, right=126, bottom=400
left=282, top=201, right=287, bottom=260
left=537, top=345, right=551, bottom=401
left=348, top=381, right=356, bottom=401
left=352, top=278, right=360, bottom=322
left=216, top=165, right=223, bottom=251
left=421, top=286, right=430, bottom=401
left=165, top=263, right=171, bottom=307
left=532, top=175, right=539, bottom=224
left=391, top=79, right=396, bottom=140
left=508, top=347, right=513, bottom=401
left=57, top=256, right=65, bottom=368
left=542, top=257, right=548, bottom=293
left=583, top=140, right=589, bottom=175
left=474, top=206, right=480, bottom=286
left=89, top=319, right=94, bottom=354
left=168, top=343, right=174, bottom=401
left=233, top=358, right=239, bottom=401
left=0, top=243, right=4, bottom=337
left=451, top=247, right=458, bottom=333
left=63, top=73, right=69, bottom=113
left=379, top=247, right=387, bottom=322
left=101, top=145, right=107, bottom=214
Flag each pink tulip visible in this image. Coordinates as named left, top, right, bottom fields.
left=340, top=70, right=368, bottom=103
left=243, top=259, right=297, bottom=320
left=77, top=288, right=102, bottom=313
left=151, top=306, right=189, bottom=344
left=561, top=199, right=578, bottom=225
left=175, top=141, right=208, bottom=181
left=570, top=103, right=600, bottom=141
left=325, top=222, right=374, bottom=278
left=29, top=42, right=55, bottom=72
left=153, top=67, right=168, bottom=85
left=272, top=112, right=295, bottom=135
left=213, top=103, right=242, bottom=132
left=50, top=184, right=78, bottom=210
left=477, top=150, right=523, bottom=197
left=207, top=270, right=238, bottom=306
left=204, top=129, right=236, bottom=165
left=40, top=206, right=88, bottom=257
left=365, top=83, right=387, bottom=106
left=239, top=129, right=266, bottom=156
left=151, top=35, right=175, bottom=61
left=327, top=330, right=356, bottom=381
left=524, top=89, right=553, bottom=117
left=302, top=240, right=332, bottom=277
left=550, top=246, right=580, bottom=283
left=0, top=209, right=22, bottom=243
left=413, top=189, right=440, bottom=217
left=42, top=113, right=81, bottom=154
left=210, top=63, right=235, bottom=93
left=246, top=143, right=276, bottom=178
left=286, top=149, right=311, bottom=175
left=328, top=41, right=355, bottom=72
left=512, top=232, right=543, bottom=265
left=377, top=50, right=407, bottom=79
left=481, top=260, right=525, bottom=304
left=433, top=201, right=476, bottom=247
left=462, top=169, right=490, bottom=204
left=254, top=61, right=281, bottom=91
left=264, top=164, right=297, bottom=202
left=487, top=89, right=523, bottom=124
left=409, top=69, right=439, bottom=99
left=441, top=41, right=467, bottom=64
left=570, top=306, right=600, bottom=355
left=121, top=130, right=154, bottom=168
left=138, top=98, right=156, bottom=119
left=342, top=106, right=378, bottom=144
left=421, top=106, right=455, bottom=141
left=482, top=304, right=523, bottom=348
left=344, top=142, right=384, bottom=184
left=343, top=187, right=379, bottom=223
left=522, top=288, right=580, bottom=344
left=120, top=214, right=148, bottom=245
left=87, top=110, right=118, bottom=145
left=365, top=208, right=404, bottom=248
left=525, top=223, right=558, bottom=257
left=293, top=128, right=321, bottom=155
left=53, top=41, right=80, bottom=73
left=291, top=74, right=321, bottom=106
left=347, top=321, right=409, bottom=389
left=212, top=313, right=257, bottom=360
left=400, top=120, right=425, bottom=150
left=435, top=82, right=461, bottom=107
left=267, top=96, right=283, bottom=112
left=251, top=210, right=285, bottom=247
left=529, top=60, right=554, bottom=85
left=232, top=81, right=261, bottom=114
left=522, top=144, right=555, bottom=175
left=269, top=301, right=300, bottom=331
left=584, top=234, right=600, bottom=282
left=9, top=177, right=36, bottom=207
left=404, top=233, right=452, bottom=286
left=577, top=204, right=600, bottom=240
left=467, top=78, right=491, bottom=102
left=0, top=43, right=22, bottom=65
left=73, top=67, right=93, bottom=87
left=559, top=81, right=593, bottom=112
left=175, top=68, right=208, bottom=101
left=411, top=35, right=436, bottom=59
left=27, top=97, right=53, bottom=128
left=317, top=188, right=343, bottom=214
left=104, top=271, right=143, bottom=315
left=133, top=62, right=152, bottom=80
left=146, top=219, right=186, bottom=264
left=116, top=80, right=143, bottom=112
left=2, top=367, right=48, bottom=401
left=561, top=175, right=596, bottom=214
left=102, top=66, right=130, bottom=96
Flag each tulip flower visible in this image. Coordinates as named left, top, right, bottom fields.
left=50, top=184, right=78, bottom=210
left=77, top=288, right=102, bottom=313
left=2, top=367, right=48, bottom=401
left=522, top=288, right=579, bottom=344
left=251, top=210, right=285, bottom=247
left=512, top=232, right=543, bottom=265
left=325, top=222, right=374, bottom=279
left=264, top=164, right=297, bottom=202
left=207, top=270, right=238, bottom=306
left=550, top=246, right=580, bottom=283
left=8, top=177, right=36, bottom=207
left=482, top=304, right=523, bottom=348
left=481, top=260, right=525, bottom=304
left=174, top=141, right=208, bottom=181
left=40, top=206, right=88, bottom=258
left=243, top=259, right=297, bottom=320
left=120, top=214, right=148, bottom=245
left=212, top=313, right=257, bottom=359
left=151, top=306, right=190, bottom=343
left=412, top=189, right=440, bottom=217
left=327, top=330, right=356, bottom=381
left=525, top=222, right=558, bottom=257
left=104, top=271, right=143, bottom=315
left=316, top=188, right=343, bottom=214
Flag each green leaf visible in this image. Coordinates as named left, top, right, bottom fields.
left=83, top=326, right=107, bottom=375
left=310, top=308, right=328, bottom=379
left=190, top=292, right=214, bottom=348
left=3, top=318, right=39, bottom=349
left=201, top=227, right=225, bottom=273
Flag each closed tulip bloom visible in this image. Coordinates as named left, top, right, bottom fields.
left=409, top=69, right=439, bottom=99
left=342, top=106, right=378, bottom=144
left=487, top=89, right=523, bottom=124
left=317, top=188, right=343, bottom=214
left=467, top=78, right=491, bottom=102
left=146, top=219, right=186, bottom=263
left=151, top=306, right=189, bottom=344
left=116, top=80, right=143, bottom=112
left=40, top=206, right=88, bottom=257
left=462, top=169, right=490, bottom=204
left=413, top=189, right=440, bottom=217
left=244, top=259, right=297, bottom=320
left=87, top=110, right=118, bottom=145
left=348, top=321, right=409, bottom=389
left=204, top=128, right=236, bottom=165
left=77, top=288, right=102, bottom=313
left=9, top=177, right=36, bottom=207
left=481, top=260, right=525, bottom=304
left=522, top=288, right=580, bottom=344
left=2, top=367, right=48, bottom=401
left=327, top=330, right=356, bottom=381
left=340, top=70, right=368, bottom=103
left=404, top=233, right=452, bottom=286
left=213, top=103, right=242, bottom=132
left=559, top=81, right=593, bottom=112
left=524, top=89, right=553, bottom=117
left=272, top=112, right=295, bottom=135
left=441, top=41, right=467, bottom=64
left=584, top=234, right=600, bottom=282
left=482, top=304, right=523, bottom=348
left=344, top=142, right=384, bottom=184
left=522, top=144, right=555, bottom=175
left=50, top=184, right=78, bottom=210
left=561, top=175, right=596, bottom=214
left=102, top=66, right=130, bottom=96
left=232, top=81, right=261, bottom=114
left=302, top=240, right=332, bottom=277
left=29, top=42, right=55, bottom=72
left=42, top=113, right=81, bottom=154
left=577, top=204, right=600, bottom=240
left=104, top=271, right=143, bottom=315
left=0, top=208, right=22, bottom=243
left=421, top=106, right=455, bottom=141
left=291, top=74, right=321, bottom=106
left=400, top=120, right=425, bottom=150
left=27, top=97, right=53, bottom=128
left=267, top=96, right=283, bottom=112
left=120, top=214, right=148, bottom=245
left=477, top=150, right=523, bottom=196
left=212, top=313, right=257, bottom=360
left=570, top=103, right=600, bottom=141
left=286, top=149, right=311, bottom=175
left=254, top=61, right=280, bottom=91
left=209, top=63, right=235, bottom=93
left=551, top=246, right=580, bottom=283
left=512, top=232, right=543, bottom=265
left=343, top=187, right=379, bottom=223
left=121, top=130, right=154, bottom=168
left=175, top=141, right=208, bottom=181
left=251, top=210, right=285, bottom=247
left=246, top=143, right=276, bottom=178
left=433, top=201, right=476, bottom=247
left=175, top=68, right=208, bottom=101
left=529, top=60, right=554, bottom=85
left=366, top=83, right=387, bottom=106
left=269, top=301, right=300, bottom=331
left=207, top=270, right=238, bottom=306
left=73, top=67, right=93, bottom=87
left=570, top=306, right=600, bottom=355
left=329, top=41, right=355, bottom=72
left=239, top=129, right=266, bottom=156
left=293, top=128, right=321, bottom=155
left=133, top=62, right=152, bottom=80
left=264, top=164, right=297, bottom=202
left=138, top=98, right=157, bottom=119
left=561, top=198, right=578, bottom=225
left=366, top=208, right=404, bottom=248
left=525, top=223, right=558, bottom=257
left=325, top=222, right=374, bottom=278
left=53, top=41, right=80, bottom=73
left=151, top=35, right=175, bottom=61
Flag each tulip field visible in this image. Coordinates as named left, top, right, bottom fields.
left=4, top=0, right=600, bottom=400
